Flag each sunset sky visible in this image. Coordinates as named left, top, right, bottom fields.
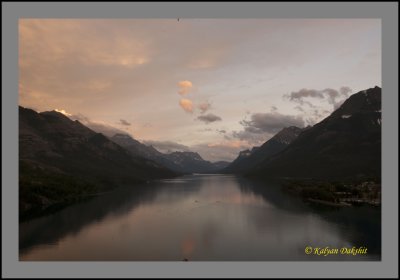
left=19, top=19, right=381, bottom=162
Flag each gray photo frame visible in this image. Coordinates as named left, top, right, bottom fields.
left=2, top=2, right=398, bottom=278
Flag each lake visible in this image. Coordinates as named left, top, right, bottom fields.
left=19, top=174, right=381, bottom=261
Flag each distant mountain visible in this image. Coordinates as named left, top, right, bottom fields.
left=19, top=106, right=176, bottom=211
left=110, top=133, right=161, bottom=161
left=247, top=86, right=382, bottom=180
left=163, top=151, right=217, bottom=174
left=110, top=134, right=228, bottom=174
left=110, top=133, right=185, bottom=173
left=212, top=161, right=231, bottom=170
left=224, top=126, right=304, bottom=174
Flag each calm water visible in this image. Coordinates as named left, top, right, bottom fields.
left=19, top=174, right=381, bottom=261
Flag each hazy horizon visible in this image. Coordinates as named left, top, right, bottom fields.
left=19, top=19, right=381, bottom=161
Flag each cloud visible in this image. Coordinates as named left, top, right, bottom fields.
left=142, top=122, right=152, bottom=128
left=54, top=108, right=72, bottom=116
left=323, top=87, right=353, bottom=108
left=216, top=129, right=226, bottom=134
left=228, top=111, right=305, bottom=146
left=285, top=87, right=352, bottom=109
left=187, top=46, right=227, bottom=70
left=332, top=86, right=352, bottom=109
left=86, top=123, right=128, bottom=137
left=294, top=105, right=304, bottom=112
left=286, top=87, right=354, bottom=125
left=191, top=141, right=249, bottom=162
left=198, top=101, right=211, bottom=113
left=333, top=99, right=346, bottom=110
left=231, top=130, right=271, bottom=144
left=207, top=140, right=247, bottom=149
left=20, top=19, right=150, bottom=70
left=69, top=113, right=89, bottom=123
left=240, top=112, right=304, bottom=134
left=178, top=80, right=193, bottom=95
left=286, top=89, right=324, bottom=102
left=179, top=98, right=194, bottom=113
left=301, top=107, right=334, bottom=126
left=197, top=113, right=222, bottom=124
left=339, top=86, right=352, bottom=96
left=18, top=19, right=161, bottom=114
left=143, top=140, right=190, bottom=153
left=119, top=119, right=131, bottom=126
left=284, top=87, right=353, bottom=125
left=69, top=113, right=127, bottom=137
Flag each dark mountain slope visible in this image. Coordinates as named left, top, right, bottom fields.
left=110, top=133, right=184, bottom=173
left=19, top=106, right=176, bottom=211
left=247, top=86, right=381, bottom=180
left=224, top=126, right=303, bottom=174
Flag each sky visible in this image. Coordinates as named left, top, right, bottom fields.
left=19, top=19, right=381, bottom=162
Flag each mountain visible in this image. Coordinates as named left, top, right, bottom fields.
left=19, top=106, right=176, bottom=211
left=224, top=126, right=304, bottom=174
left=212, top=161, right=231, bottom=170
left=247, top=86, right=382, bottom=180
left=109, top=133, right=185, bottom=173
left=163, top=151, right=219, bottom=174
left=110, top=133, right=162, bottom=161
left=110, top=134, right=228, bottom=174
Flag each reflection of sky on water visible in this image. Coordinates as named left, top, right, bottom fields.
left=20, top=175, right=380, bottom=261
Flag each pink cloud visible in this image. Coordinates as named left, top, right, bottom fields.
left=178, top=80, right=193, bottom=95
left=179, top=98, right=194, bottom=113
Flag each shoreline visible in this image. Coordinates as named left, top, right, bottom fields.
left=307, top=198, right=352, bottom=207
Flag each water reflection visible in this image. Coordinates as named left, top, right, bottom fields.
left=20, top=174, right=380, bottom=261
left=237, top=177, right=381, bottom=257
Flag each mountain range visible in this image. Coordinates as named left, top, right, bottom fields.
left=224, top=86, right=381, bottom=181
left=110, top=133, right=229, bottom=174
left=19, top=107, right=177, bottom=211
